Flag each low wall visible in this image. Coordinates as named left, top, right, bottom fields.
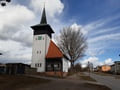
left=25, top=67, right=37, bottom=75
left=45, top=71, right=68, bottom=77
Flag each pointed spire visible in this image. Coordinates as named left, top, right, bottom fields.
left=40, top=5, right=47, bottom=24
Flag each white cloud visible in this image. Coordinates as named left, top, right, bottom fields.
left=0, top=4, right=35, bottom=63
left=0, top=40, right=32, bottom=63
left=70, top=23, right=88, bottom=35
left=81, top=57, right=102, bottom=67
left=104, top=58, right=114, bottom=65
left=89, top=33, right=120, bottom=43
left=0, top=4, right=35, bottom=41
left=71, top=23, right=81, bottom=30
left=91, top=26, right=120, bottom=36
left=81, top=19, right=106, bottom=35
left=0, top=5, right=35, bottom=29
left=80, top=57, right=114, bottom=68
left=84, top=13, right=120, bottom=32
left=30, top=0, right=64, bottom=18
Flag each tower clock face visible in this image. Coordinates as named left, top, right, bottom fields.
left=38, top=36, right=42, bottom=40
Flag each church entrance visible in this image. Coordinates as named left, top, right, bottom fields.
left=45, top=58, right=63, bottom=77
left=46, top=58, right=62, bottom=72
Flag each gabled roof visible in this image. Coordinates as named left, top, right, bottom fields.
left=46, top=40, right=63, bottom=59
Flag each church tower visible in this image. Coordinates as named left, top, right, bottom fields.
left=31, top=7, right=54, bottom=72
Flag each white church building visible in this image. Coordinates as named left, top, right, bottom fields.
left=31, top=7, right=70, bottom=77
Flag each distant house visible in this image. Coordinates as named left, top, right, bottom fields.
left=6, top=63, right=36, bottom=75
left=0, top=63, right=6, bottom=74
left=111, top=64, right=115, bottom=73
left=94, top=66, right=101, bottom=72
left=101, top=65, right=111, bottom=72
left=111, top=61, right=120, bottom=74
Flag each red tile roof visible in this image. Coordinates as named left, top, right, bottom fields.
left=46, top=40, right=63, bottom=58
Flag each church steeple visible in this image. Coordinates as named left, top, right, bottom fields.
left=31, top=6, right=54, bottom=38
left=40, top=7, right=47, bottom=24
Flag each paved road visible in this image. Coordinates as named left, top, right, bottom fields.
left=85, top=72, right=120, bottom=90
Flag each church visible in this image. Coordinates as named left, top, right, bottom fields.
left=31, top=7, right=70, bottom=77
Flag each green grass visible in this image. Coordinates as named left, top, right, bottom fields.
left=0, top=75, right=50, bottom=90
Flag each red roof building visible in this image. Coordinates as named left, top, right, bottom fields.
left=46, top=40, right=63, bottom=59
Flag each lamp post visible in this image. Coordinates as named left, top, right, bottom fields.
left=88, top=61, right=90, bottom=76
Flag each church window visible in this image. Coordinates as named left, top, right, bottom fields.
left=39, top=63, right=42, bottom=67
left=54, top=64, right=61, bottom=71
left=40, top=63, right=42, bottom=67
left=35, top=64, right=37, bottom=67
left=37, top=51, right=39, bottom=54
left=38, top=36, right=42, bottom=40
left=47, top=64, right=51, bottom=68
left=54, top=64, right=59, bottom=68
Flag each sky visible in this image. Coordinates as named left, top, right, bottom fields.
left=0, top=0, right=120, bottom=67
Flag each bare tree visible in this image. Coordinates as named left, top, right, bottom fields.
left=74, top=63, right=82, bottom=72
left=57, top=26, right=87, bottom=69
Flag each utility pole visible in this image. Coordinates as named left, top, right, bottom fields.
left=88, top=61, right=90, bottom=76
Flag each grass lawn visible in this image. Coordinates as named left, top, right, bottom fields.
left=84, top=83, right=111, bottom=90
left=0, top=75, right=50, bottom=90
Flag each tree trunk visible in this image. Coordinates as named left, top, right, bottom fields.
left=70, top=61, right=74, bottom=72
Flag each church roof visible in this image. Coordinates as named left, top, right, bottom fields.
left=46, top=40, right=63, bottom=59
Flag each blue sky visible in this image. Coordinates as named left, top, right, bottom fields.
left=0, top=0, right=120, bottom=67
left=62, top=0, right=120, bottom=65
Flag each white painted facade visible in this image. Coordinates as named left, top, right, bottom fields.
left=31, top=34, right=50, bottom=72
left=62, top=58, right=71, bottom=72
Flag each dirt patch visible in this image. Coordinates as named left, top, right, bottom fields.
left=78, top=72, right=96, bottom=82
left=80, top=75, right=96, bottom=82
left=0, top=75, right=50, bottom=90
left=115, top=76, right=120, bottom=79
left=84, top=83, right=111, bottom=90
left=94, top=72, right=112, bottom=76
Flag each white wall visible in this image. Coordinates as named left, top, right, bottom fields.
left=62, top=58, right=71, bottom=72
left=31, top=34, right=50, bottom=72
